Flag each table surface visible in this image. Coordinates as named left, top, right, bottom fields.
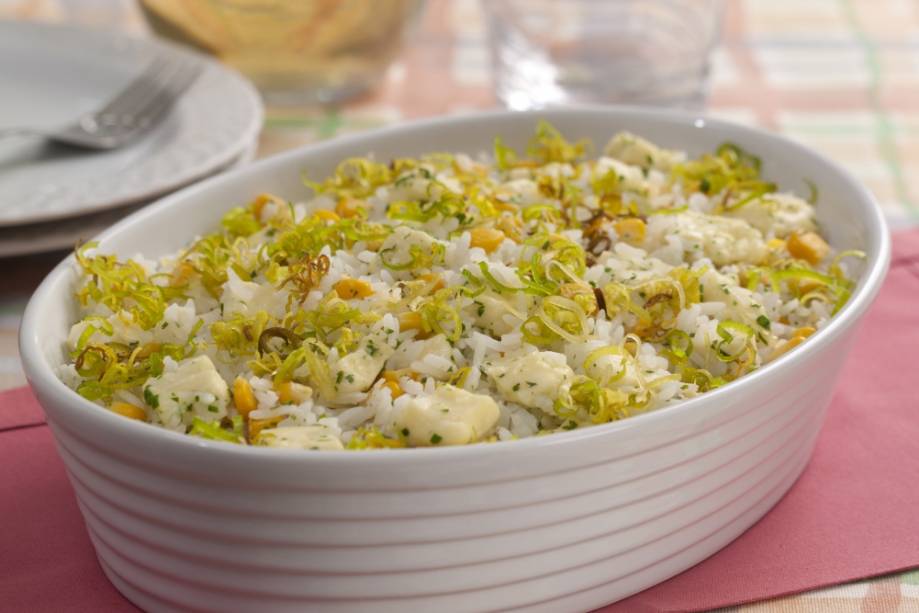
left=3, top=0, right=919, bottom=611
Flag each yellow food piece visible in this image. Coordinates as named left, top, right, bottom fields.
left=381, top=369, right=419, bottom=399
left=276, top=381, right=311, bottom=405
left=169, top=261, right=196, bottom=287
left=258, top=425, right=344, bottom=450
left=469, top=227, right=506, bottom=253
left=770, top=336, right=806, bottom=360
left=334, top=278, right=374, bottom=300
left=251, top=193, right=279, bottom=219
left=559, top=283, right=598, bottom=315
left=110, top=401, right=147, bottom=421
left=398, top=311, right=424, bottom=332
left=769, top=326, right=817, bottom=361
left=767, top=238, right=786, bottom=251
left=249, top=415, right=284, bottom=441
left=250, top=193, right=293, bottom=224
left=418, top=272, right=445, bottom=292
left=232, top=377, right=257, bottom=416
left=384, top=380, right=403, bottom=399
left=787, top=231, right=830, bottom=265
left=495, top=213, right=523, bottom=242
left=614, top=217, right=646, bottom=245
left=335, top=197, right=362, bottom=219
left=313, top=209, right=341, bottom=222
left=135, top=342, right=162, bottom=360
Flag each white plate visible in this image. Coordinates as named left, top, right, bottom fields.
left=0, top=138, right=258, bottom=258
left=0, top=21, right=263, bottom=227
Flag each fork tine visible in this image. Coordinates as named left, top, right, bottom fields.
left=91, top=56, right=174, bottom=121
left=60, top=55, right=202, bottom=148
left=124, top=59, right=202, bottom=130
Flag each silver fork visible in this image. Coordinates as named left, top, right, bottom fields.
left=0, top=56, right=202, bottom=150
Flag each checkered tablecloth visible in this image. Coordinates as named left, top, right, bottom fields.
left=3, top=0, right=919, bottom=610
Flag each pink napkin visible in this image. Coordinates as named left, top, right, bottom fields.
left=3, top=231, right=919, bottom=613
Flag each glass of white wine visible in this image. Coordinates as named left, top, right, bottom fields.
left=139, top=0, right=424, bottom=105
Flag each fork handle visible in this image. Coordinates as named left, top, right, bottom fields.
left=0, top=127, right=39, bottom=140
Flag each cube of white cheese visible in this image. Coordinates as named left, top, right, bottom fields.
left=604, top=131, right=685, bottom=170
left=333, top=331, right=394, bottom=395
left=379, top=226, right=444, bottom=269
left=144, top=355, right=229, bottom=430
left=395, top=384, right=499, bottom=446
left=654, top=210, right=767, bottom=266
left=724, top=192, right=817, bottom=238
left=472, top=291, right=535, bottom=338
left=594, top=157, right=648, bottom=193
left=256, top=425, right=344, bottom=451
left=488, top=351, right=575, bottom=415
left=221, top=268, right=287, bottom=318
left=494, top=179, right=542, bottom=205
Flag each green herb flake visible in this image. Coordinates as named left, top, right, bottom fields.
left=143, top=387, right=159, bottom=409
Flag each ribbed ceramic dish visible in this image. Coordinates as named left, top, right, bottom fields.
left=20, top=108, right=890, bottom=613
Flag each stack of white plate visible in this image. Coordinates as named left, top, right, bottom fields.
left=0, top=21, right=263, bottom=257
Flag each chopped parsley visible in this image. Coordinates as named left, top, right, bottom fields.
left=143, top=387, right=159, bottom=409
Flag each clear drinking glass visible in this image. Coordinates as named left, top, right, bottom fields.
left=139, top=0, right=423, bottom=106
left=483, top=0, right=723, bottom=110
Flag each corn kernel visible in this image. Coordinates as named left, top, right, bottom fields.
left=276, top=381, right=311, bottom=405
left=767, top=238, right=786, bottom=251
left=313, top=209, right=340, bottom=222
left=787, top=232, right=830, bottom=265
left=769, top=335, right=806, bottom=360
left=334, top=277, right=374, bottom=300
left=169, top=262, right=196, bottom=287
left=469, top=227, right=506, bottom=253
left=495, top=214, right=523, bottom=242
left=614, top=217, right=646, bottom=245
left=384, top=380, right=403, bottom=399
left=335, top=197, right=362, bottom=219
left=249, top=415, right=284, bottom=441
left=398, top=311, right=424, bottom=332
left=419, top=272, right=445, bottom=292
left=110, top=401, right=147, bottom=421
left=232, top=377, right=257, bottom=417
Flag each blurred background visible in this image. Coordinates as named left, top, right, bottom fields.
left=2, top=0, right=914, bottom=229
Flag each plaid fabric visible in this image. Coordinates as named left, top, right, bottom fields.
left=2, top=1, right=918, bottom=610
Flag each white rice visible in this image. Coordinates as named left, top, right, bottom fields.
left=60, top=127, right=862, bottom=450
